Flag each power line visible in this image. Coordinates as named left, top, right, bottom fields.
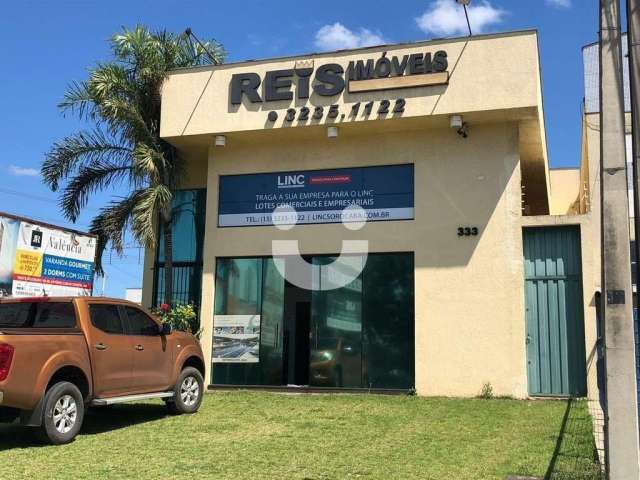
left=0, top=187, right=100, bottom=212
left=0, top=187, right=59, bottom=203
left=106, top=262, right=143, bottom=280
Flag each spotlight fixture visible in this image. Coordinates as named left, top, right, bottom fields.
left=327, top=126, right=339, bottom=139
left=215, top=135, right=226, bottom=147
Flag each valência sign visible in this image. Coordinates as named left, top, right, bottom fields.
left=0, top=215, right=96, bottom=298
left=230, top=50, right=449, bottom=104
left=218, top=164, right=414, bottom=227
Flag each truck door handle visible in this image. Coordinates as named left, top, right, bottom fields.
left=95, top=343, right=108, bottom=351
left=135, top=344, right=144, bottom=351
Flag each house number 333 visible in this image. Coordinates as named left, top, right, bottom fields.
left=457, top=227, right=479, bottom=237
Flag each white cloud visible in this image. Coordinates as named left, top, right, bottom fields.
left=9, top=165, right=39, bottom=177
left=416, top=0, right=506, bottom=37
left=545, top=0, right=571, bottom=8
left=314, top=22, right=386, bottom=51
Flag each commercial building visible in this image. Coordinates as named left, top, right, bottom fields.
left=141, top=30, right=602, bottom=399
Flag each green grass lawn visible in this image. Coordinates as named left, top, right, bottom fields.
left=0, top=392, right=602, bottom=480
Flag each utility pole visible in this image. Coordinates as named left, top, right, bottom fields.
left=629, top=0, right=640, bottom=292
left=600, top=0, right=640, bottom=477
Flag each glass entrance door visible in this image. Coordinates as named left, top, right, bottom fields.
left=260, top=258, right=286, bottom=385
left=212, top=253, right=415, bottom=390
left=212, top=257, right=285, bottom=386
left=309, top=256, right=364, bottom=388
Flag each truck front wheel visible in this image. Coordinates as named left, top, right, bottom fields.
left=166, top=367, right=203, bottom=415
left=37, top=381, right=85, bottom=445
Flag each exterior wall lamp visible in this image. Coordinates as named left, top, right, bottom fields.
left=450, top=115, right=469, bottom=138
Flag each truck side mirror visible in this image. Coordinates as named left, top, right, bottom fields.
left=160, top=323, right=172, bottom=336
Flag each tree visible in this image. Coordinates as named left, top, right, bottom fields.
left=41, top=26, right=225, bottom=304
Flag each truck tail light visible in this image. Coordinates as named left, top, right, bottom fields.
left=0, top=343, right=14, bottom=381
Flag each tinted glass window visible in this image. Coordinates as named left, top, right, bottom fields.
left=125, top=307, right=159, bottom=336
left=362, top=254, right=415, bottom=389
left=0, top=303, right=33, bottom=328
left=214, top=258, right=262, bottom=315
left=158, top=190, right=206, bottom=263
left=33, top=303, right=76, bottom=328
left=0, top=302, right=76, bottom=328
left=89, top=304, right=123, bottom=334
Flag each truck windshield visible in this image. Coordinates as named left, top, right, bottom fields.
left=0, top=302, right=77, bottom=329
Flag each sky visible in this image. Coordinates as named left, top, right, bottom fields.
left=0, top=0, right=617, bottom=298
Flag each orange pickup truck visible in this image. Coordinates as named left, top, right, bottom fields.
left=0, top=297, right=205, bottom=444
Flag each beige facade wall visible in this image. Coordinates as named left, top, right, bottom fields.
left=549, top=168, right=581, bottom=215
left=195, top=122, right=527, bottom=397
left=160, top=31, right=543, bottom=139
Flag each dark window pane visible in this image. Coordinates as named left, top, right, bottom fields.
left=0, top=303, right=32, bottom=328
left=33, top=303, right=76, bottom=328
left=258, top=258, right=285, bottom=385
left=158, top=190, right=206, bottom=263
left=214, top=258, right=262, bottom=315
left=362, top=254, right=415, bottom=389
left=125, top=307, right=159, bottom=336
left=89, top=304, right=123, bottom=334
left=310, top=256, right=363, bottom=388
left=0, top=302, right=76, bottom=328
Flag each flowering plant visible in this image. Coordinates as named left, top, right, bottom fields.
left=152, top=303, right=201, bottom=340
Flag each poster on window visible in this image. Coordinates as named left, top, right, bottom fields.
left=212, top=315, right=261, bottom=363
left=0, top=213, right=96, bottom=298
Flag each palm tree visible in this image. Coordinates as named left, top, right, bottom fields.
left=41, top=26, right=225, bottom=304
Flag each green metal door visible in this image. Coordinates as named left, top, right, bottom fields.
left=523, top=227, right=587, bottom=397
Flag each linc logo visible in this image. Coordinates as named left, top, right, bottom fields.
left=277, top=174, right=305, bottom=189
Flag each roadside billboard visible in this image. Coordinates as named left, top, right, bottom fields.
left=0, top=212, right=96, bottom=297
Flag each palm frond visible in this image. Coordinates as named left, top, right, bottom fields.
left=111, top=25, right=155, bottom=66
left=176, top=32, right=226, bottom=67
left=89, top=63, right=137, bottom=101
left=60, top=161, right=135, bottom=222
left=90, top=190, right=147, bottom=258
left=58, top=80, right=95, bottom=119
left=42, top=129, right=133, bottom=190
left=131, top=184, right=172, bottom=245
left=98, top=96, right=156, bottom=145
left=133, top=143, right=164, bottom=184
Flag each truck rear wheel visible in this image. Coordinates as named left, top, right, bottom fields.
left=37, top=381, right=85, bottom=445
left=166, top=367, right=203, bottom=415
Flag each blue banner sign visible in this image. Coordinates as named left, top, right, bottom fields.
left=41, top=254, right=94, bottom=288
left=218, top=164, right=414, bottom=227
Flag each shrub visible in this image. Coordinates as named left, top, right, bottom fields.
left=478, top=382, right=494, bottom=399
left=153, top=303, right=201, bottom=340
